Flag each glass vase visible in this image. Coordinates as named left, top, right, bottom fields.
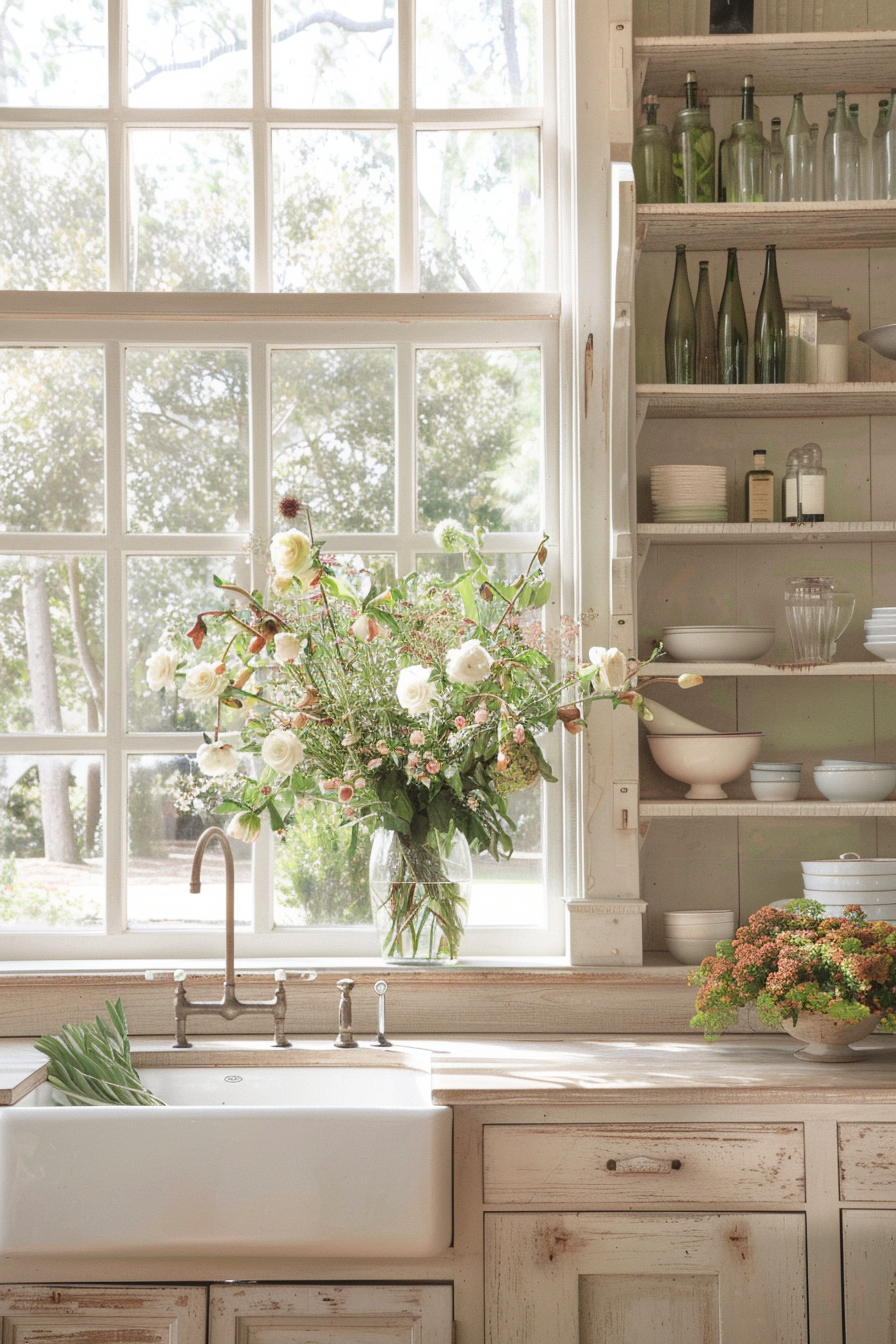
left=369, top=826, right=472, bottom=963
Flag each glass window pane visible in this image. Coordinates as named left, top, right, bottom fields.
left=0, top=755, right=103, bottom=929
left=127, top=755, right=252, bottom=930
left=0, top=1, right=108, bottom=108
left=272, top=130, right=395, bottom=293
left=0, top=130, right=107, bottom=289
left=130, top=130, right=251, bottom=291
left=416, top=348, right=541, bottom=531
left=0, top=348, right=104, bottom=533
left=470, top=785, right=544, bottom=925
left=271, top=348, right=395, bottom=531
left=126, top=348, right=250, bottom=533
left=418, top=128, right=541, bottom=292
left=0, top=556, right=104, bottom=734
left=416, top=0, right=540, bottom=108
left=274, top=808, right=372, bottom=927
left=128, top=0, right=251, bottom=108
left=271, top=0, right=396, bottom=109
left=128, top=554, right=251, bottom=732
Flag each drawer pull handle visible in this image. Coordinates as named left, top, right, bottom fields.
left=606, top=1156, right=682, bottom=1173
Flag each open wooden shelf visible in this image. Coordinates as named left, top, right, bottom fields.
left=638, top=201, right=896, bottom=252
left=655, top=661, right=896, bottom=676
left=637, top=383, right=896, bottom=417
left=640, top=799, right=896, bottom=817
left=635, top=31, right=896, bottom=96
left=638, top=522, right=896, bottom=545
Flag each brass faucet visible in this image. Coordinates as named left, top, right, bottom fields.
left=173, top=827, right=290, bottom=1048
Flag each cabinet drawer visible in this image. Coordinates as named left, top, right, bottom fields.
left=483, top=1123, right=805, bottom=1207
left=839, top=1123, right=896, bottom=1200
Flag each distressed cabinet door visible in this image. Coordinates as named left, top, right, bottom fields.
left=208, top=1284, right=453, bottom=1344
left=842, top=1209, right=896, bottom=1344
left=486, top=1212, right=808, bottom=1344
left=0, top=1285, right=207, bottom=1344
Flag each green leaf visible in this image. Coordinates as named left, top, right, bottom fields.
left=266, top=800, right=285, bottom=830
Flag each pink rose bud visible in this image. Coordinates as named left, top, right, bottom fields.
left=454, top=715, right=467, bottom=728
left=513, top=724, right=526, bottom=744
left=353, top=776, right=367, bottom=790
left=474, top=708, right=489, bottom=724
left=338, top=784, right=354, bottom=803
left=407, top=752, right=420, bottom=767
left=368, top=757, right=383, bottom=769
left=350, top=614, right=380, bottom=641
left=409, top=730, right=425, bottom=746
left=426, top=760, right=441, bottom=774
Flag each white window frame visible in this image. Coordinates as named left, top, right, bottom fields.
left=0, top=0, right=582, bottom=962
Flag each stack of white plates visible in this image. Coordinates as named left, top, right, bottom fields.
left=864, top=607, right=896, bottom=662
left=651, top=465, right=728, bottom=523
left=799, top=855, right=896, bottom=920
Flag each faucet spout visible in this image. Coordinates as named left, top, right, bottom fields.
left=190, top=826, right=236, bottom=990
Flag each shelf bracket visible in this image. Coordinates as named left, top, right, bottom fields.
left=637, top=534, right=651, bottom=576
left=638, top=818, right=651, bottom=849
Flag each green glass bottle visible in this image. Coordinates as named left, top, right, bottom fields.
left=754, top=243, right=786, bottom=384
left=664, top=244, right=695, bottom=384
left=724, top=74, right=769, bottom=202
left=717, top=247, right=748, bottom=385
left=633, top=96, right=675, bottom=204
left=671, top=72, right=716, bottom=203
left=694, top=260, right=719, bottom=384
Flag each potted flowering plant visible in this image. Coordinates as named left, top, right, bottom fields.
left=690, top=899, right=896, bottom=1060
left=147, top=507, right=699, bottom=961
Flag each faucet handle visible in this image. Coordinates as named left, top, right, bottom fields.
left=334, top=978, right=357, bottom=1049
left=373, top=979, right=392, bottom=1048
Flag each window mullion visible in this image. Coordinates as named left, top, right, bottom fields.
left=395, top=340, right=417, bottom=575
left=396, top=0, right=416, bottom=292
left=105, top=339, right=126, bottom=934
left=250, top=339, right=275, bottom=935
left=252, top=0, right=272, bottom=292
left=108, top=0, right=127, bottom=290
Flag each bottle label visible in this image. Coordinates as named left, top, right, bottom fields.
left=800, top=473, right=826, bottom=517
left=784, top=476, right=799, bottom=520
left=748, top=476, right=775, bottom=522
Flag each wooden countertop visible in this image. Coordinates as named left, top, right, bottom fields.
left=5, top=1033, right=896, bottom=1107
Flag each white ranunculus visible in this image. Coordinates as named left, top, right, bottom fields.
left=181, top=662, right=228, bottom=703
left=273, top=632, right=303, bottom=664
left=396, top=664, right=436, bottom=716
left=146, top=648, right=177, bottom=692
left=227, top=811, right=261, bottom=843
left=270, top=528, right=312, bottom=576
left=261, top=728, right=305, bottom=774
left=445, top=638, right=493, bottom=686
left=196, top=742, right=241, bottom=776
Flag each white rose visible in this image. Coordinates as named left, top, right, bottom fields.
left=270, top=528, right=312, bottom=576
left=181, top=661, right=228, bottom=703
left=146, top=648, right=177, bottom=692
left=261, top=728, right=305, bottom=774
left=196, top=742, right=241, bottom=776
left=273, top=632, right=303, bottom=664
left=227, top=812, right=261, bottom=844
left=396, top=664, right=436, bottom=716
left=588, top=645, right=628, bottom=692
left=445, top=638, right=493, bottom=686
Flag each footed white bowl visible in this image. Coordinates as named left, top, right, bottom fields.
left=647, top=732, right=762, bottom=799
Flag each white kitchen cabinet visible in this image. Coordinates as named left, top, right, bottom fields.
left=208, top=1283, right=454, bottom=1344
left=0, top=1286, right=208, bottom=1344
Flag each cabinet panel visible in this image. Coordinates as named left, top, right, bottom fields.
left=839, top=1121, right=896, bottom=1200
left=485, top=1212, right=808, bottom=1344
left=842, top=1209, right=896, bottom=1344
left=208, top=1284, right=453, bottom=1344
left=0, top=1287, right=207, bottom=1344
left=483, top=1123, right=805, bottom=1206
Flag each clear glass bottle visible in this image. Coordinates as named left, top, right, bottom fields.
left=724, top=75, right=770, bottom=202
left=783, top=93, right=815, bottom=202
left=717, top=247, right=748, bottom=385
left=879, top=87, right=896, bottom=200
left=665, top=244, right=696, bottom=384
left=746, top=449, right=775, bottom=522
left=823, top=91, right=859, bottom=201
left=873, top=98, right=890, bottom=199
left=634, top=96, right=675, bottom=204
left=767, top=117, right=784, bottom=201
left=694, top=260, right=719, bottom=384
left=849, top=103, right=871, bottom=199
left=754, top=243, right=786, bottom=384
left=782, top=445, right=804, bottom=522
left=797, top=444, right=826, bottom=522
left=671, top=72, right=716, bottom=204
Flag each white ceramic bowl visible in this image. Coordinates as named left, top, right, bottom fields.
left=819, top=759, right=895, bottom=769
left=864, top=642, right=896, bottom=661
left=813, top=766, right=896, bottom=802
left=666, top=934, right=730, bottom=964
left=647, top=732, right=763, bottom=799
left=750, top=768, right=801, bottom=778
left=751, top=781, right=801, bottom=801
left=664, top=909, right=736, bottom=929
left=802, top=871, right=896, bottom=892
left=802, top=856, right=896, bottom=876
left=662, top=627, right=775, bottom=662
left=752, top=761, right=802, bottom=771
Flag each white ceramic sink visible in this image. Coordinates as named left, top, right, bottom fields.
left=0, top=1050, right=452, bottom=1258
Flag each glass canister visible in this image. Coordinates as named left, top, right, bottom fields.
left=815, top=303, right=850, bottom=383
left=784, top=576, right=855, bottom=664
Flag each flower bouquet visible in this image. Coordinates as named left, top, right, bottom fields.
left=148, top=508, right=699, bottom=961
left=690, top=899, right=896, bottom=1050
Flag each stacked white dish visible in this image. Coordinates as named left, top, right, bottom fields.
left=664, top=909, right=736, bottom=964
left=750, top=761, right=801, bottom=801
left=662, top=625, right=776, bottom=662
left=799, top=855, right=896, bottom=920
left=864, top=607, right=896, bottom=662
left=813, top=759, right=896, bottom=803
left=651, top=465, right=728, bottom=523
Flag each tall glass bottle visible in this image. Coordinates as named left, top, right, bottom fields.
left=873, top=98, right=889, bottom=199
left=767, top=117, right=784, bottom=201
left=823, top=91, right=859, bottom=201
left=879, top=88, right=896, bottom=200
left=665, top=244, right=695, bottom=384
left=724, top=75, right=770, bottom=202
left=849, top=103, right=871, bottom=199
left=717, top=247, right=748, bottom=385
left=634, top=96, right=675, bottom=203
left=671, top=72, right=716, bottom=203
left=783, top=92, right=814, bottom=201
left=754, top=243, right=786, bottom=384
left=694, top=260, right=719, bottom=384
left=709, top=0, right=754, bottom=32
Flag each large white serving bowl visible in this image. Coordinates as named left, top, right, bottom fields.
left=647, top=732, right=763, bottom=799
left=0, top=1050, right=452, bottom=1259
left=802, top=871, right=896, bottom=892
left=802, top=856, right=896, bottom=876
left=864, top=641, right=896, bottom=661
left=814, top=765, right=896, bottom=802
left=662, top=626, right=775, bottom=662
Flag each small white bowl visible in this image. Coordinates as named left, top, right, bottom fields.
left=662, top=626, right=775, bottom=662
left=665, top=909, right=736, bottom=928
left=751, top=780, right=801, bottom=801
left=813, top=766, right=896, bottom=802
left=666, top=934, right=729, bottom=964
left=752, top=761, right=803, bottom=771
left=750, top=769, right=801, bottom=779
left=864, top=641, right=896, bottom=661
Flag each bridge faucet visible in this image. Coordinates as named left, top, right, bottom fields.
left=173, top=826, right=290, bottom=1048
